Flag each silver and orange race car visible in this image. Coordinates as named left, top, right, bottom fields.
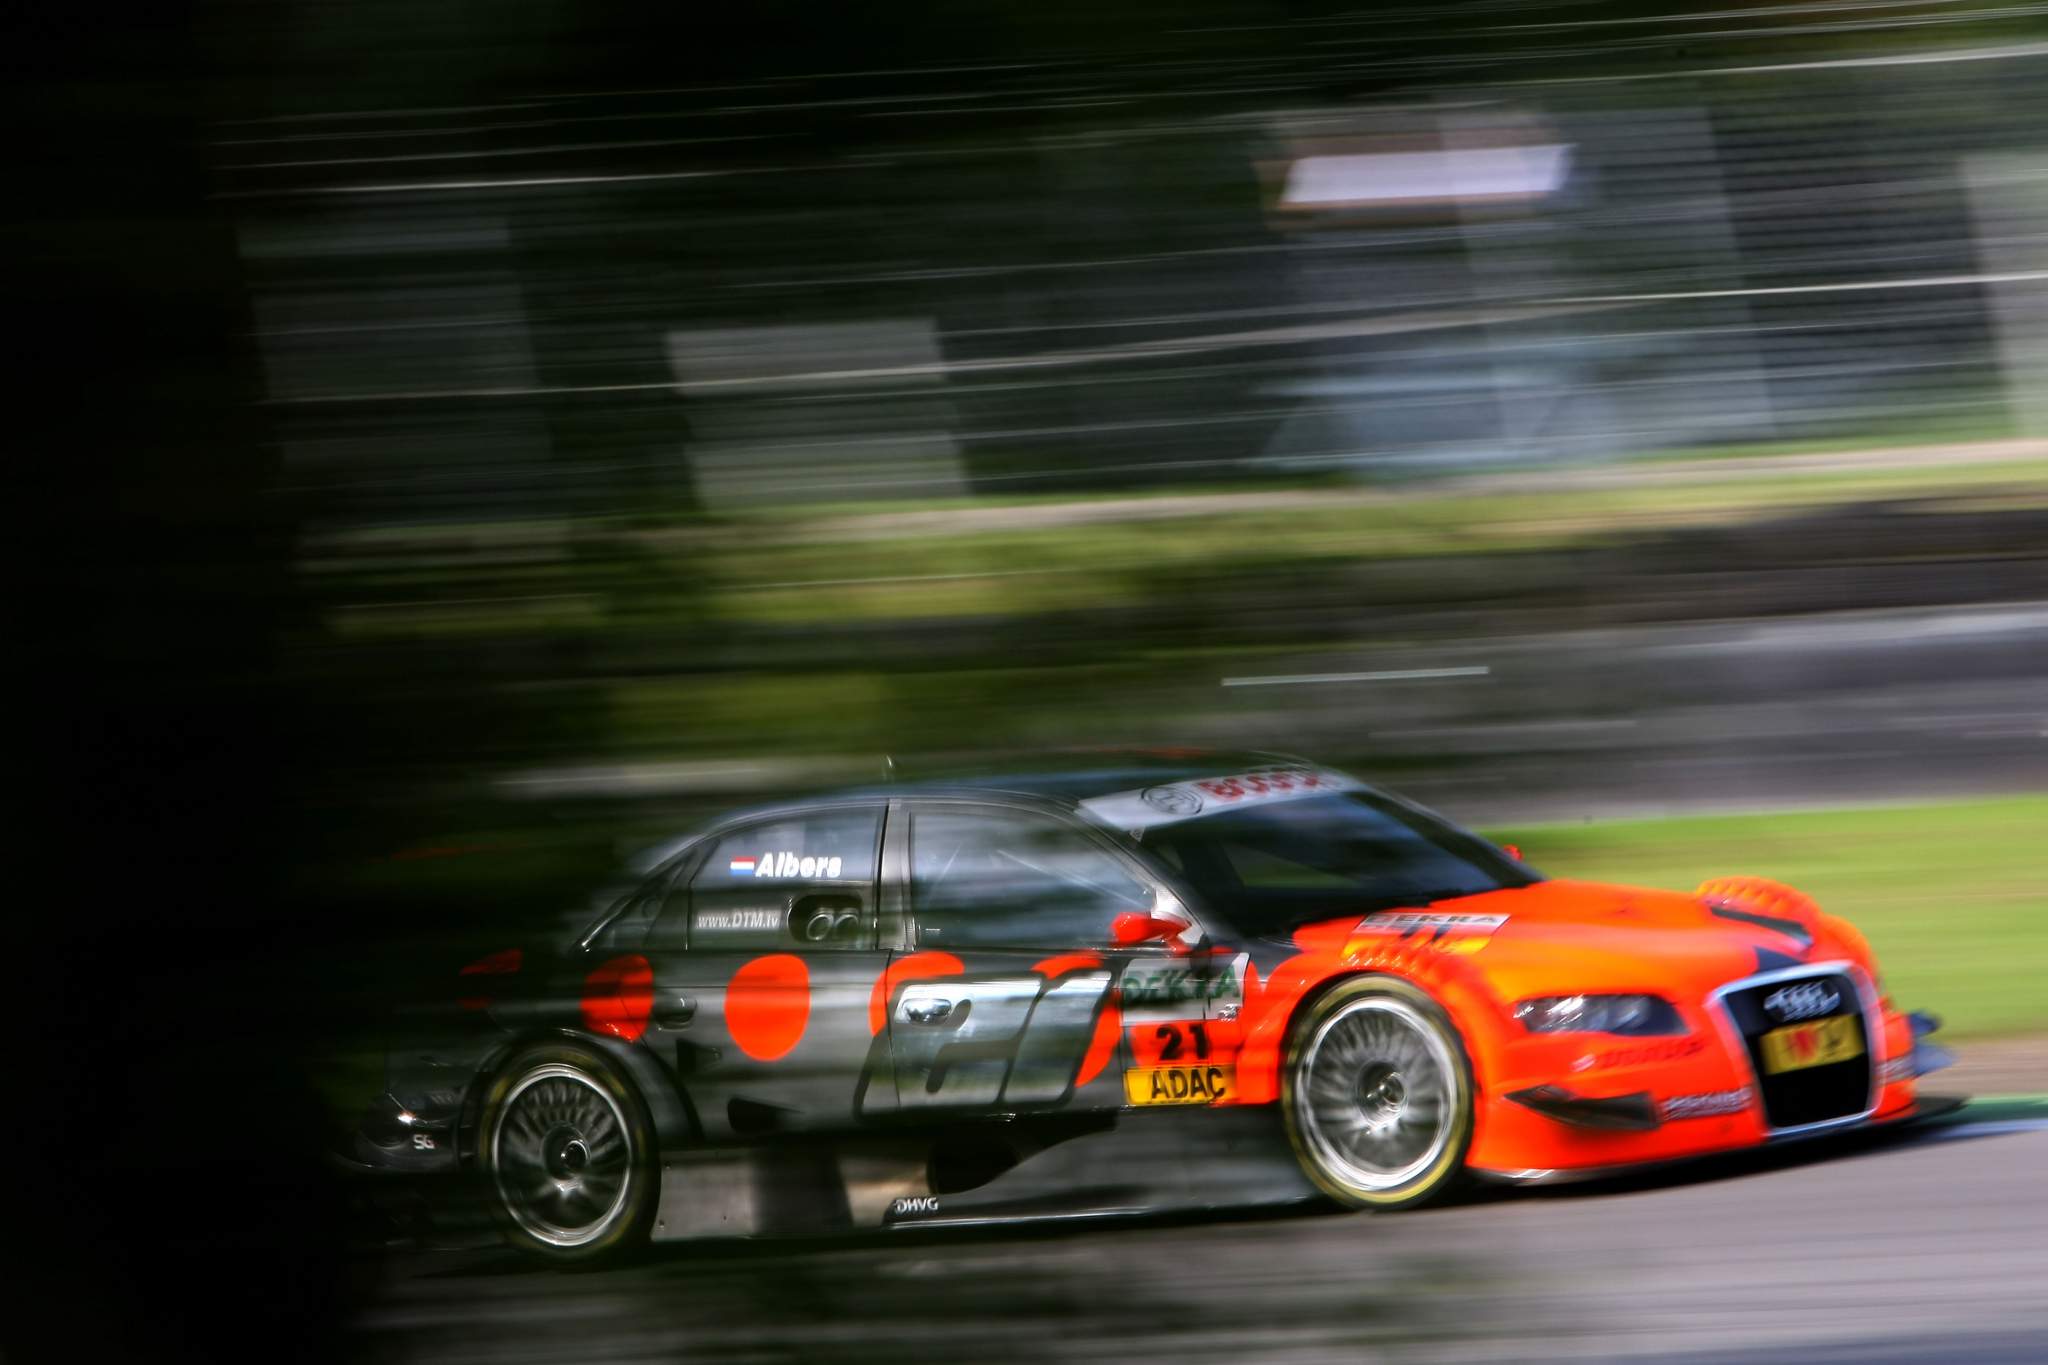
left=346, top=752, right=1950, bottom=1262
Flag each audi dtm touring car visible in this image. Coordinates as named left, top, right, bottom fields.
left=344, top=752, right=1949, bottom=1262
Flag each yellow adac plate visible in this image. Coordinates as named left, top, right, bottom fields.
left=1760, top=1015, right=1864, bottom=1075
left=1125, top=1063, right=1235, bottom=1106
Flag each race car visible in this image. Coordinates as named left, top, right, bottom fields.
left=345, top=751, right=1950, bottom=1262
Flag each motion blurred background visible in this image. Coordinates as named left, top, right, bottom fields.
left=15, top=1, right=2048, bottom=1360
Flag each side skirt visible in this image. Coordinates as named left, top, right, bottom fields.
left=650, top=1106, right=1319, bottom=1240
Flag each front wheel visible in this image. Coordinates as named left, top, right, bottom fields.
left=477, top=1042, right=657, bottom=1264
left=1281, top=976, right=1474, bottom=1209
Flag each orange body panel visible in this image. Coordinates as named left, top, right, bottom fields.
left=1219, top=877, right=1917, bottom=1172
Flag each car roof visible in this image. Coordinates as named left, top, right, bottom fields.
left=622, top=749, right=1333, bottom=873
left=810, top=747, right=1319, bottom=807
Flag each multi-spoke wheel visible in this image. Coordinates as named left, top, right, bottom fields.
left=1281, top=976, right=1474, bottom=1209
left=478, top=1044, right=656, bottom=1263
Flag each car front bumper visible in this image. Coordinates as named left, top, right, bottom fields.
left=1468, top=967, right=1937, bottom=1174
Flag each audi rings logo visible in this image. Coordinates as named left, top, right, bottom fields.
left=1141, top=786, right=1203, bottom=816
left=1763, top=980, right=1841, bottom=1023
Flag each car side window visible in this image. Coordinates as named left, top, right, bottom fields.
left=591, top=881, right=667, bottom=953
left=651, top=807, right=882, bottom=951
left=910, top=807, right=1154, bottom=950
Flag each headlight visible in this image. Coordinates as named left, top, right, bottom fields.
left=1514, top=994, right=1684, bottom=1036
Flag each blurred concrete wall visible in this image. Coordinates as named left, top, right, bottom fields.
left=666, top=320, right=967, bottom=507
left=222, top=24, right=2048, bottom=513
left=1965, top=153, right=2048, bottom=438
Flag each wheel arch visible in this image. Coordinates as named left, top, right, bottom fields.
left=1281, top=968, right=1486, bottom=1083
left=459, top=1027, right=701, bottom=1162
left=1274, top=968, right=1482, bottom=1207
left=1240, top=953, right=1500, bottom=1107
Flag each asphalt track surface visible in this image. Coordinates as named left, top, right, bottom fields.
left=351, top=1097, right=2048, bottom=1364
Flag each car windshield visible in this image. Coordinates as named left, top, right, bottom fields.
left=1136, top=791, right=1536, bottom=939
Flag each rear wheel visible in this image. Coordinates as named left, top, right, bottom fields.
left=477, top=1042, right=656, bottom=1264
left=1281, top=976, right=1473, bottom=1209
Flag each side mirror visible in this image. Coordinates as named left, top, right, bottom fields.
left=1502, top=844, right=1523, bottom=862
left=1112, top=912, right=1193, bottom=954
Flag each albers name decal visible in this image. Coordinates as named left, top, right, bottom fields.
left=733, top=851, right=844, bottom=878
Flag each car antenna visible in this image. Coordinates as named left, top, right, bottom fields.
left=883, top=754, right=896, bottom=783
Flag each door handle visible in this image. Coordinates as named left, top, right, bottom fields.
left=903, top=997, right=953, bottom=1025
left=655, top=995, right=697, bottom=1027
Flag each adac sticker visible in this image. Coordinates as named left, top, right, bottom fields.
left=1125, top=1063, right=1235, bottom=1106
left=734, top=851, right=844, bottom=878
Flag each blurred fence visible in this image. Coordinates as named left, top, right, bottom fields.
left=225, top=41, right=2048, bottom=516
left=192, top=12, right=2048, bottom=846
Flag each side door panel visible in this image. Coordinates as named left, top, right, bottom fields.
left=883, top=802, right=1185, bottom=1117
left=887, top=965, right=1116, bottom=1110
left=1007, top=969, right=1119, bottom=1105
left=641, top=804, right=893, bottom=1139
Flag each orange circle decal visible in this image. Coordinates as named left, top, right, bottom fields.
left=581, top=954, right=653, bottom=1042
left=868, top=951, right=964, bottom=1035
left=726, top=954, right=811, bottom=1061
left=1030, top=952, right=1102, bottom=980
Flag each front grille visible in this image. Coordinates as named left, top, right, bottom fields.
left=1719, top=971, right=1871, bottom=1131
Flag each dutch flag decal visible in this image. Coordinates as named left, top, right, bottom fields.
left=729, top=855, right=758, bottom=876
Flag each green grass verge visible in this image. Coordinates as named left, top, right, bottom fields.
left=1485, top=795, right=2048, bottom=1040
left=325, top=455, right=2048, bottom=636
left=701, top=457, right=2048, bottom=623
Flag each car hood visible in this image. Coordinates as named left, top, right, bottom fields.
left=1293, top=877, right=1838, bottom=1002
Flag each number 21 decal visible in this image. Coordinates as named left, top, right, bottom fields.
left=1134, top=1020, right=1226, bottom=1066
left=1153, top=1022, right=1211, bottom=1061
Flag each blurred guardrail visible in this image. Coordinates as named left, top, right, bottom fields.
left=224, top=29, right=2048, bottom=514
left=204, top=7, right=2048, bottom=845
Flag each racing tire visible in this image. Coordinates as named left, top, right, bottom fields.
left=476, top=1041, right=658, bottom=1265
left=1281, top=975, right=1474, bottom=1210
